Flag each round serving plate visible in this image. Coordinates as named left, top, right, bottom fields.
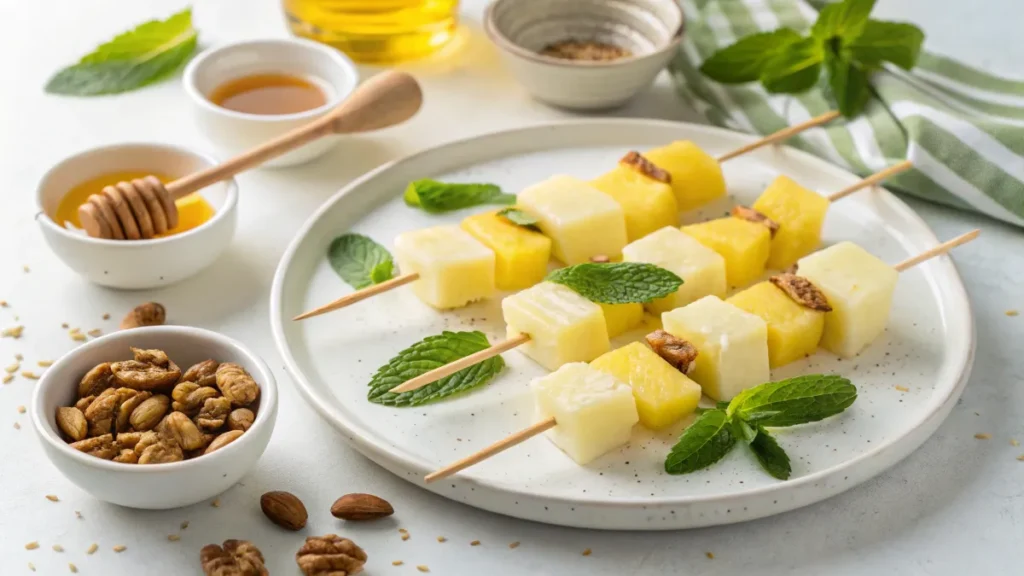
left=270, top=120, right=974, bottom=530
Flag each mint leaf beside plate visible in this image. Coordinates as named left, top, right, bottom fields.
left=546, top=262, right=682, bottom=304
left=327, top=233, right=396, bottom=290
left=404, top=179, right=516, bottom=213
left=699, top=29, right=802, bottom=84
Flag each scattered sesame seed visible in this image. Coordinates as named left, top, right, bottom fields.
left=2, top=325, right=24, bottom=338
left=45, top=495, right=59, bottom=502
left=0, top=300, right=6, bottom=307
left=508, top=541, right=520, bottom=549
left=14, top=422, right=21, bottom=430
left=417, top=566, right=430, bottom=573
left=17, top=405, right=26, bottom=414
left=436, top=536, right=447, bottom=543
left=210, top=499, right=220, bottom=508
left=75, top=511, right=83, bottom=519
left=38, top=360, right=53, bottom=367
left=1006, top=310, right=1019, bottom=317
left=1017, top=454, right=1024, bottom=461
left=975, top=433, right=992, bottom=440
left=86, top=543, right=98, bottom=555
left=53, top=544, right=64, bottom=552
left=25, top=541, right=39, bottom=550
left=180, top=521, right=189, bottom=530
left=23, top=265, right=30, bottom=273
left=1011, top=439, right=1020, bottom=447
left=71, top=333, right=87, bottom=342
left=470, top=540, right=480, bottom=546
left=392, top=561, right=404, bottom=566
left=706, top=552, right=715, bottom=559
left=168, top=534, right=180, bottom=542
left=69, top=563, right=78, bottom=573
left=894, top=385, right=909, bottom=392
left=22, top=371, right=39, bottom=380
left=87, top=329, right=102, bottom=338
left=14, top=353, right=22, bottom=361
left=4, top=363, right=17, bottom=373
left=61, top=323, right=69, bottom=329
left=28, top=562, right=35, bottom=572
left=582, top=548, right=592, bottom=556
left=102, top=313, right=110, bottom=320
left=113, top=545, right=127, bottom=553
left=3, top=374, right=13, bottom=384
left=401, top=533, right=410, bottom=541
left=398, top=528, right=408, bottom=533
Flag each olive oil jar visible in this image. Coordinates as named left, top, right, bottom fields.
left=283, top=0, right=459, bottom=63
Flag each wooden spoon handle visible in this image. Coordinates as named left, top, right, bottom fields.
left=165, top=71, right=423, bottom=199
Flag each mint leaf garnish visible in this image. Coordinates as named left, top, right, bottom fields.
left=699, top=29, right=802, bottom=83
left=664, top=409, right=736, bottom=475
left=546, top=262, right=682, bottom=304
left=761, top=38, right=824, bottom=94
left=404, top=179, right=516, bottom=213
left=727, top=374, right=857, bottom=428
left=749, top=428, right=792, bottom=480
left=732, top=418, right=758, bottom=445
left=497, top=208, right=540, bottom=231
left=811, top=0, right=875, bottom=42
left=327, top=233, right=396, bottom=290
left=847, top=20, right=925, bottom=70
left=367, top=331, right=505, bottom=407
left=827, top=55, right=871, bottom=118
left=45, top=8, right=198, bottom=96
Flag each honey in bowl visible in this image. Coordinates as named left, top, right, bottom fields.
left=209, top=73, right=328, bottom=115
left=55, top=171, right=215, bottom=238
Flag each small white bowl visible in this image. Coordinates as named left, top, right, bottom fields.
left=485, top=0, right=685, bottom=110
left=183, top=38, right=359, bottom=167
left=31, top=326, right=278, bottom=510
left=36, top=143, right=238, bottom=290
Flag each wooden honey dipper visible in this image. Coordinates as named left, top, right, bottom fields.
left=78, top=71, right=424, bottom=240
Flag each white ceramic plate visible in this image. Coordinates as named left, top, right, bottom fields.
left=270, top=120, right=973, bottom=530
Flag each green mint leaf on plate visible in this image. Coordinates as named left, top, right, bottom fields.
left=761, top=37, right=824, bottom=94
left=699, top=29, right=802, bottom=83
left=664, top=409, right=736, bottom=475
left=827, top=54, right=872, bottom=117
left=368, top=331, right=505, bottom=407
left=749, top=427, right=792, bottom=480
left=45, top=8, right=198, bottom=96
left=727, top=374, right=857, bottom=428
left=404, top=179, right=516, bottom=213
left=497, top=207, right=540, bottom=230
left=327, top=233, right=396, bottom=290
left=732, top=418, right=758, bottom=445
left=715, top=400, right=731, bottom=410
left=847, top=20, right=925, bottom=70
left=546, top=262, right=682, bottom=304
left=812, top=0, right=876, bottom=42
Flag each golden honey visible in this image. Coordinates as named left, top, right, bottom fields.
left=209, top=74, right=327, bottom=115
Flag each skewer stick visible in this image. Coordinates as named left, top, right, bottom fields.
left=893, top=229, right=979, bottom=272
left=388, top=333, right=532, bottom=394
left=293, top=272, right=420, bottom=321
left=826, top=160, right=914, bottom=202
left=716, top=110, right=841, bottom=163
left=424, top=417, right=557, bottom=483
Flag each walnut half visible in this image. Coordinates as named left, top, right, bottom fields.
left=111, top=347, right=181, bottom=391
left=619, top=151, right=671, bottom=183
left=769, top=273, right=832, bottom=312
left=200, top=539, right=268, bottom=576
left=296, top=534, right=367, bottom=576
left=731, top=205, right=780, bottom=237
left=216, top=363, right=259, bottom=407
left=645, top=330, right=699, bottom=374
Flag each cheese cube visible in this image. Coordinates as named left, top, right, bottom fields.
left=394, top=226, right=495, bottom=309
left=461, top=210, right=552, bottom=291
left=598, top=302, right=645, bottom=338
left=728, top=281, right=824, bottom=368
left=591, top=342, right=702, bottom=430
left=643, top=141, right=726, bottom=211
left=503, top=282, right=610, bottom=371
left=531, top=362, right=639, bottom=465
left=622, top=227, right=727, bottom=314
left=682, top=218, right=771, bottom=287
left=752, top=176, right=831, bottom=270
left=662, top=296, right=769, bottom=401
left=797, top=242, right=898, bottom=358
left=517, top=175, right=628, bottom=265
left=590, top=165, right=679, bottom=241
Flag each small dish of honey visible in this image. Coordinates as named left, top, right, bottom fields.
left=208, top=73, right=329, bottom=116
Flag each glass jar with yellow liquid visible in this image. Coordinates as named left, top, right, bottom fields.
left=284, top=0, right=460, bottom=63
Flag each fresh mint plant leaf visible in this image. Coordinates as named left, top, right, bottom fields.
left=733, top=418, right=758, bottom=445
left=848, top=20, right=925, bottom=70
left=699, top=29, right=803, bottom=83
left=811, top=0, right=876, bottom=42
left=497, top=208, right=540, bottom=231
left=749, top=427, right=792, bottom=480
left=716, top=400, right=731, bottom=410
left=761, top=38, right=824, bottom=94
left=404, top=179, right=516, bottom=213
left=727, top=374, right=857, bottom=428
left=546, top=262, right=683, bottom=304
left=665, top=409, right=736, bottom=474
left=827, top=54, right=872, bottom=117
left=368, top=331, right=505, bottom=407
left=45, top=8, right=198, bottom=96
left=327, top=233, right=396, bottom=290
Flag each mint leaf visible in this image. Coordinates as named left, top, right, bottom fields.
left=848, top=20, right=925, bottom=70
left=749, top=428, right=792, bottom=480
left=827, top=54, right=872, bottom=118
left=45, top=8, right=198, bottom=96
left=327, top=233, right=396, bottom=290
left=546, top=262, right=682, bottom=304
left=727, top=374, right=857, bottom=427
left=732, top=418, right=758, bottom=444
left=761, top=38, right=824, bottom=94
left=664, top=409, right=736, bottom=474
left=368, top=331, right=505, bottom=407
left=812, top=0, right=876, bottom=42
left=700, top=29, right=803, bottom=83
left=497, top=208, right=540, bottom=230
left=404, top=179, right=515, bottom=213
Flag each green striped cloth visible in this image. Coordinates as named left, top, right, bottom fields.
left=670, top=0, right=1024, bottom=226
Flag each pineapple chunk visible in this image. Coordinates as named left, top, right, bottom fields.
left=682, top=217, right=771, bottom=287
left=662, top=295, right=769, bottom=401
left=394, top=226, right=495, bottom=309
left=461, top=209, right=552, bottom=291
left=531, top=362, right=639, bottom=465
left=503, top=282, right=610, bottom=371
left=517, top=175, right=627, bottom=265
left=797, top=242, right=898, bottom=358
left=728, top=281, right=824, bottom=368
left=644, top=141, right=726, bottom=211
left=752, top=175, right=831, bottom=270
left=598, top=302, right=644, bottom=338
left=590, top=165, right=679, bottom=241
left=622, top=227, right=727, bottom=314
left=591, top=342, right=701, bottom=430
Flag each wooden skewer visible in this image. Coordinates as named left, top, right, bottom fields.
left=424, top=416, right=557, bottom=483
left=292, top=272, right=420, bottom=321
left=716, top=110, right=841, bottom=163
left=826, top=160, right=914, bottom=202
left=388, top=333, right=532, bottom=394
left=893, top=229, right=979, bottom=272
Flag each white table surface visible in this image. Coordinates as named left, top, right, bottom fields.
left=2, top=1, right=1022, bottom=574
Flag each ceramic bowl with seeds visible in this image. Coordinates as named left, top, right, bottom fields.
left=31, top=326, right=277, bottom=509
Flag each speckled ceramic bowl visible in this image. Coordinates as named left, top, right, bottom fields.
left=484, top=0, right=685, bottom=110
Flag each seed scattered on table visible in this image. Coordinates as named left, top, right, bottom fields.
left=180, top=520, right=190, bottom=530
left=14, top=422, right=21, bottom=430
left=38, top=360, right=53, bottom=367
left=61, top=323, right=69, bottom=329
left=87, top=543, right=98, bottom=555
left=102, top=313, right=111, bottom=320
left=582, top=548, right=592, bottom=556
left=14, top=353, right=22, bottom=361
left=401, top=533, right=410, bottom=541
left=210, top=499, right=220, bottom=508
left=87, top=329, right=102, bottom=338
left=1006, top=310, right=1019, bottom=317
left=4, top=363, right=17, bottom=373
left=168, top=534, right=180, bottom=542
left=706, top=551, right=715, bottom=559
left=508, top=541, right=520, bottom=549
left=25, top=541, right=39, bottom=550
left=2, top=325, right=24, bottom=339
left=470, top=540, right=480, bottom=546
left=23, top=265, right=30, bottom=273
left=69, top=563, right=78, bottom=573
left=21, top=371, right=39, bottom=379
left=0, top=300, right=6, bottom=307
left=417, top=566, right=430, bottom=573
left=28, top=562, right=35, bottom=572
left=392, top=560, right=404, bottom=566
left=3, top=374, right=13, bottom=384
left=113, top=545, right=127, bottom=553
left=17, top=405, right=26, bottom=414
left=75, top=511, right=83, bottom=519
left=46, top=495, right=59, bottom=502
left=53, top=544, right=64, bottom=552
left=1011, top=439, right=1020, bottom=447
left=894, top=385, right=909, bottom=392
left=436, top=536, right=447, bottom=543
left=975, top=433, right=992, bottom=440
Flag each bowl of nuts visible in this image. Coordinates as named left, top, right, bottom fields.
left=31, top=325, right=277, bottom=509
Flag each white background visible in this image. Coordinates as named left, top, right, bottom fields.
left=2, top=0, right=1022, bottom=574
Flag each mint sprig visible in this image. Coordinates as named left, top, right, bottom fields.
left=726, top=374, right=857, bottom=427
left=546, top=262, right=682, bottom=304
left=699, top=0, right=925, bottom=117
left=497, top=208, right=540, bottom=231
left=665, top=410, right=735, bottom=474
left=367, top=331, right=505, bottom=407
left=404, top=180, right=516, bottom=213
left=327, top=234, right=396, bottom=290
left=749, top=428, right=792, bottom=480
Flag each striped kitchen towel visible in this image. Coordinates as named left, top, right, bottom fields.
left=670, top=0, right=1024, bottom=226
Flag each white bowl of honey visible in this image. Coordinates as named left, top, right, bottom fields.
left=36, top=143, right=238, bottom=289
left=182, top=37, right=359, bottom=168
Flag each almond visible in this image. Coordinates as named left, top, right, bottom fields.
left=260, top=491, right=308, bottom=531
left=331, top=493, right=394, bottom=521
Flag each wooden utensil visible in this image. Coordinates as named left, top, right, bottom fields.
left=78, top=71, right=424, bottom=240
